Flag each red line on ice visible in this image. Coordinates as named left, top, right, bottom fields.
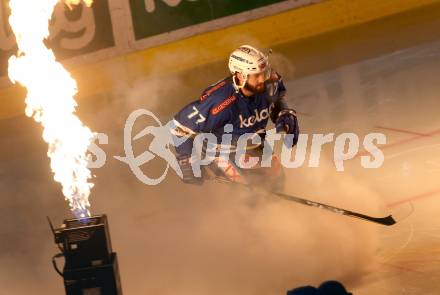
left=355, top=127, right=440, bottom=158
left=380, top=262, right=424, bottom=274
left=375, top=125, right=431, bottom=137
left=387, top=188, right=440, bottom=208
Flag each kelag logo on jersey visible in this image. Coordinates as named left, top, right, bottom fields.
left=239, top=107, right=271, bottom=128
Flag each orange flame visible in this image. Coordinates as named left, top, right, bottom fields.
left=7, top=0, right=95, bottom=218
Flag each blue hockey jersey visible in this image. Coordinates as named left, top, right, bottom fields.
left=172, top=75, right=288, bottom=157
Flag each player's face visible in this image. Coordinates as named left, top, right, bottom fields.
left=244, top=71, right=267, bottom=94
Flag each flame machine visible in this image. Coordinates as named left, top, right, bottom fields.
left=49, top=215, right=123, bottom=295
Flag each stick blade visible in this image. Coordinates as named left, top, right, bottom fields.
left=376, top=215, right=396, bottom=226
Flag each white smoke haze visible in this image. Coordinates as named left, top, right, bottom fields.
left=0, top=51, right=376, bottom=295
left=4, top=38, right=440, bottom=294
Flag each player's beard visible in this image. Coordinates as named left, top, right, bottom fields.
left=244, top=82, right=266, bottom=94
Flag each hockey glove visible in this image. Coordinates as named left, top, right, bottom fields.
left=275, top=109, right=299, bottom=146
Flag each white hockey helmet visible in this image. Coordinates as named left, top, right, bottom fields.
left=228, top=45, right=271, bottom=89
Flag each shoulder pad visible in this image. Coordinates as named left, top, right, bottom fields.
left=200, top=77, right=233, bottom=101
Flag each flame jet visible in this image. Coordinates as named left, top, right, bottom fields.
left=7, top=0, right=95, bottom=218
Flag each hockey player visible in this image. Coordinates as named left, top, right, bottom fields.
left=172, top=45, right=299, bottom=188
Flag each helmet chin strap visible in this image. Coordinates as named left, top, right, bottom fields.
left=232, top=73, right=248, bottom=92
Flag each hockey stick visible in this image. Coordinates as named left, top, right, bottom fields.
left=211, top=176, right=396, bottom=226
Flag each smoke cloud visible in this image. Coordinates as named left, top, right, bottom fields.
left=5, top=38, right=440, bottom=294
